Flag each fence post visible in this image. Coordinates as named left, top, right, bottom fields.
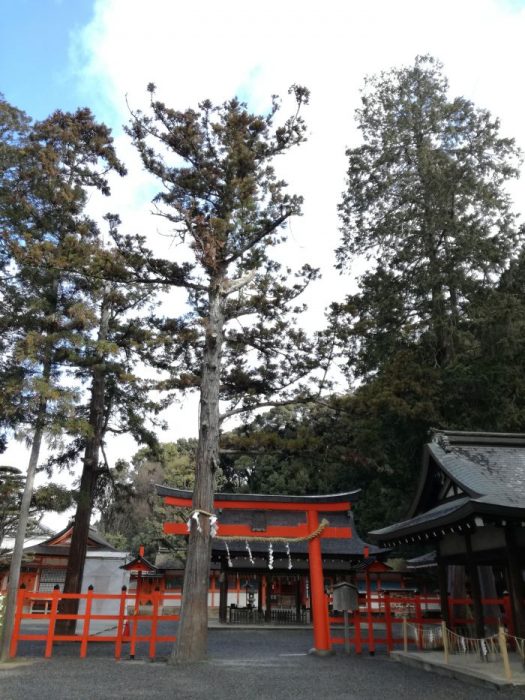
left=45, top=586, right=61, bottom=658
left=415, top=594, right=423, bottom=649
left=366, top=588, right=374, bottom=655
left=343, top=610, right=350, bottom=655
left=9, top=587, right=26, bottom=658
left=441, top=620, right=449, bottom=664
left=498, top=624, right=512, bottom=681
left=115, top=586, right=127, bottom=660
left=354, top=608, right=362, bottom=655
left=80, top=586, right=94, bottom=659
left=384, top=592, right=392, bottom=653
left=149, top=589, right=160, bottom=659
left=503, top=594, right=514, bottom=637
left=130, top=599, right=139, bottom=660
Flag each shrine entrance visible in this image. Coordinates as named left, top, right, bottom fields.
left=158, top=488, right=372, bottom=655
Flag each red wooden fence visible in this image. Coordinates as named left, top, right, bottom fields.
left=8, top=586, right=180, bottom=660
left=329, top=592, right=513, bottom=654
left=4, top=588, right=515, bottom=659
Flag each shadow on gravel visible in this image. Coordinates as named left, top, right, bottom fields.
left=2, top=629, right=524, bottom=700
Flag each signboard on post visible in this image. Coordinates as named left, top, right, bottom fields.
left=333, top=582, right=358, bottom=612
left=333, top=582, right=358, bottom=655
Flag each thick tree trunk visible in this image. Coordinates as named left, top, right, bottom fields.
left=57, top=295, right=110, bottom=634
left=172, top=280, right=224, bottom=663
left=0, top=378, right=48, bottom=662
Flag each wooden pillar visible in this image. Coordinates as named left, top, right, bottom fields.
left=265, top=573, right=272, bottom=622
left=436, top=555, right=450, bottom=626
left=307, top=509, right=332, bottom=654
left=465, top=533, right=484, bottom=638
left=295, top=575, right=302, bottom=623
left=210, top=572, right=216, bottom=608
left=258, top=576, right=264, bottom=613
left=219, top=560, right=228, bottom=624
left=505, top=527, right=525, bottom=638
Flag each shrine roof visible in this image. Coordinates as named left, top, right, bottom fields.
left=24, top=524, right=118, bottom=555
left=369, top=430, right=525, bottom=545
left=411, top=430, right=525, bottom=515
left=156, top=485, right=360, bottom=504
left=121, top=555, right=159, bottom=572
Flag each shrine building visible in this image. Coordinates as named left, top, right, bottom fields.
left=370, top=430, right=525, bottom=639
left=0, top=523, right=129, bottom=615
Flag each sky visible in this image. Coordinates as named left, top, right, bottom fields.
left=2, top=0, right=525, bottom=530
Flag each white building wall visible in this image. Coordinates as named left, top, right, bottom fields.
left=77, top=551, right=130, bottom=632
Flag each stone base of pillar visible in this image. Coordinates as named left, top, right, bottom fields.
left=308, top=647, right=336, bottom=657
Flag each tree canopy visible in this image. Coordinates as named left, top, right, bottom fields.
left=336, top=55, right=522, bottom=376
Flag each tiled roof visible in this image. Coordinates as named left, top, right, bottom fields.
left=370, top=497, right=472, bottom=539
left=429, top=440, right=525, bottom=506
left=369, top=431, right=525, bottom=543
left=24, top=525, right=118, bottom=554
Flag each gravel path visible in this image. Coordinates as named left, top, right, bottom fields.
left=2, top=628, right=524, bottom=700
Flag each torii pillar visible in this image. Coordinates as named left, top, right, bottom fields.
left=307, top=509, right=332, bottom=654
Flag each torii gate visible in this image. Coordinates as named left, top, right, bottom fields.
left=158, top=488, right=357, bottom=655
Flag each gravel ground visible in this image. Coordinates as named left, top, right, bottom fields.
left=2, top=628, right=525, bottom=700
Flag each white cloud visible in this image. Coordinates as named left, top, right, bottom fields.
left=74, top=0, right=525, bottom=293
left=9, top=0, right=525, bottom=530
left=71, top=0, right=525, bottom=439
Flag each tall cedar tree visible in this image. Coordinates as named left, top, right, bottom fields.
left=124, top=85, right=318, bottom=661
left=323, top=56, right=523, bottom=524
left=335, top=55, right=521, bottom=379
left=0, top=105, right=125, bottom=660
left=0, top=97, right=32, bottom=450
left=57, top=273, right=175, bottom=633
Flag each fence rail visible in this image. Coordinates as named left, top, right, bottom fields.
left=329, top=592, right=513, bottom=654
left=8, top=586, right=181, bottom=660
left=3, top=588, right=517, bottom=660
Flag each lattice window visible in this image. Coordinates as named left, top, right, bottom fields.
left=38, top=568, right=66, bottom=592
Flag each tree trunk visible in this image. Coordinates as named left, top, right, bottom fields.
left=0, top=372, right=49, bottom=662
left=172, top=280, right=224, bottom=663
left=57, top=295, right=110, bottom=634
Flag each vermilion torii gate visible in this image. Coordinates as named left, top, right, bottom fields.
left=158, top=487, right=358, bottom=655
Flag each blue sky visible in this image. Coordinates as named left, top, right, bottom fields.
left=0, top=0, right=94, bottom=119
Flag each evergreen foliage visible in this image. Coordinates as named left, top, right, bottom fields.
left=122, top=84, right=321, bottom=661
left=336, top=55, right=521, bottom=376
left=97, top=439, right=197, bottom=557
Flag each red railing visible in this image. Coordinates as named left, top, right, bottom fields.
left=329, top=592, right=513, bottom=654
left=9, top=586, right=180, bottom=660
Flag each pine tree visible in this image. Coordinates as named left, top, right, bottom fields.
left=56, top=273, right=171, bottom=633
left=0, top=467, right=71, bottom=551
left=123, top=84, right=320, bottom=661
left=0, top=104, right=125, bottom=661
